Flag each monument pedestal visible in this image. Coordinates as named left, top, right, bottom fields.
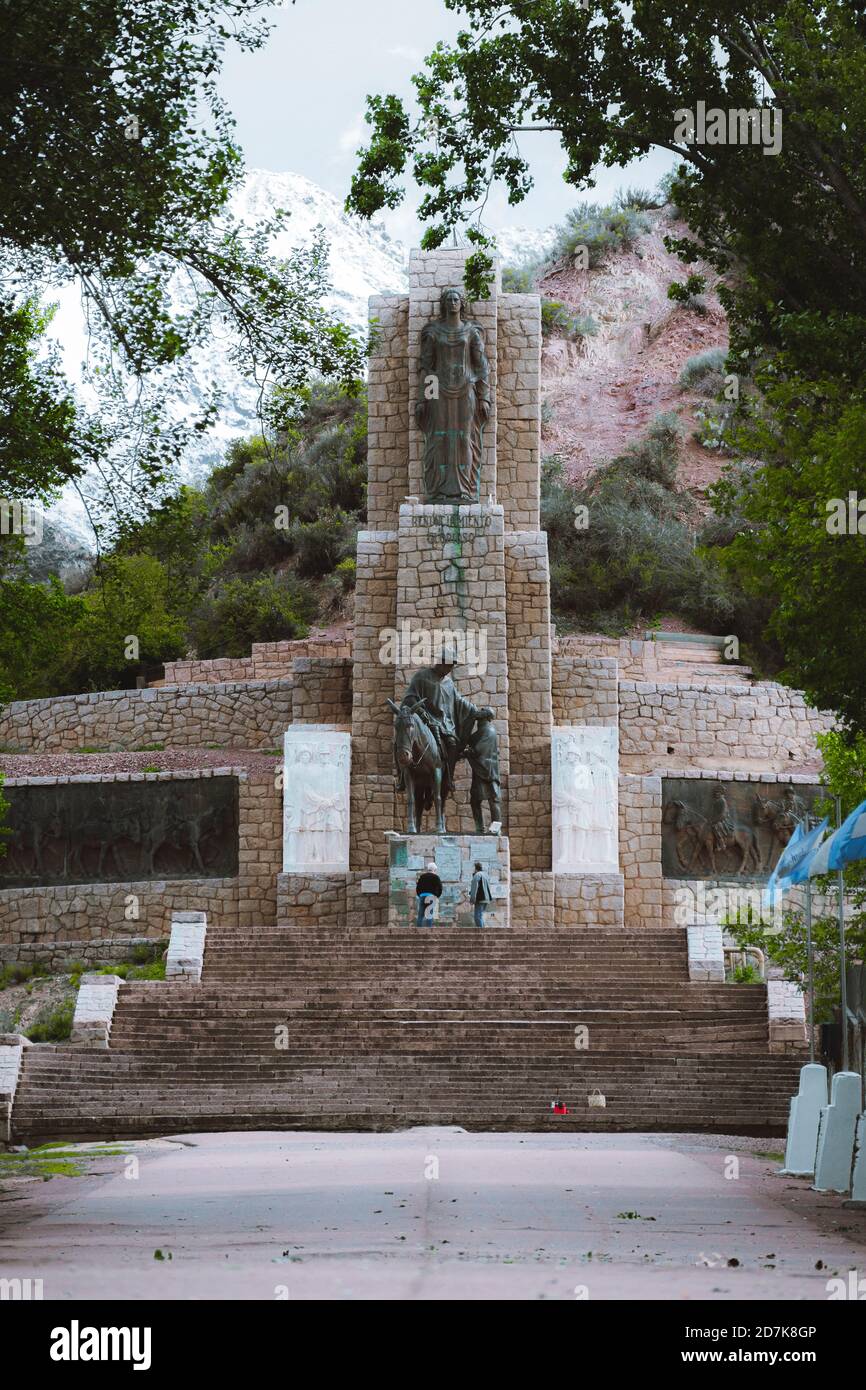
left=387, top=832, right=511, bottom=929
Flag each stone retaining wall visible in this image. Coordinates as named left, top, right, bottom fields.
left=0, top=680, right=294, bottom=753
left=552, top=655, right=618, bottom=726
left=619, top=681, right=834, bottom=771
left=276, top=873, right=396, bottom=930
left=160, top=637, right=351, bottom=687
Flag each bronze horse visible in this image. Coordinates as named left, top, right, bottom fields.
left=663, top=798, right=763, bottom=875
left=387, top=697, right=446, bottom=834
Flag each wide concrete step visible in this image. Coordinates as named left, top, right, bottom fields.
left=9, top=922, right=790, bottom=1144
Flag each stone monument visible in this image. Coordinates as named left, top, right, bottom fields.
left=274, top=245, right=627, bottom=928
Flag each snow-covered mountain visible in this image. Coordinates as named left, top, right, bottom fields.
left=41, top=169, right=554, bottom=555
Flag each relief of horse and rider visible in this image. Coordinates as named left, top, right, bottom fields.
left=0, top=781, right=239, bottom=887
left=662, top=781, right=821, bottom=879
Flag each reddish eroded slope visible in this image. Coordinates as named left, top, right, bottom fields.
left=537, top=210, right=729, bottom=499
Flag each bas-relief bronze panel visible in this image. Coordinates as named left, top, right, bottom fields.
left=0, top=778, right=239, bottom=887
left=661, top=779, right=822, bottom=880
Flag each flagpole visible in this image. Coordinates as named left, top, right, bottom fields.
left=834, top=795, right=850, bottom=1073
left=804, top=815, right=815, bottom=1065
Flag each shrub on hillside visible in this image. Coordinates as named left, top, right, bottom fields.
left=188, top=573, right=314, bottom=659
left=289, top=507, right=358, bottom=579
left=551, top=202, right=650, bottom=268
left=544, top=416, right=747, bottom=634
left=613, top=186, right=661, bottom=212
left=679, top=347, right=728, bottom=393
left=540, top=300, right=598, bottom=341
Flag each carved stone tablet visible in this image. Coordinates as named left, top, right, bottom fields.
left=283, top=728, right=350, bottom=873
left=552, top=727, right=619, bottom=874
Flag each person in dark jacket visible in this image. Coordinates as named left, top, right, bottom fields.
left=469, top=861, right=493, bottom=929
left=415, top=860, right=443, bottom=927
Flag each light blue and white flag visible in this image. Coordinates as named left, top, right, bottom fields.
left=764, top=820, right=804, bottom=909
left=764, top=818, right=829, bottom=908
left=808, top=796, right=866, bottom=876
left=785, top=817, right=830, bottom=884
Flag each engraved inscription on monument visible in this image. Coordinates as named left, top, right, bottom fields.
left=283, top=728, right=351, bottom=873
left=661, top=778, right=822, bottom=880
left=0, top=777, right=239, bottom=887
left=552, top=727, right=619, bottom=874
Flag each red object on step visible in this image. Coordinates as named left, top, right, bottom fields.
left=550, top=1099, right=569, bottom=1115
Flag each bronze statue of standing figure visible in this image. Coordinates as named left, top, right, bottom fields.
left=415, top=286, right=490, bottom=502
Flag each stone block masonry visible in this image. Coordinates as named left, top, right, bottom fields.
left=555, top=874, right=625, bottom=929
left=350, top=530, right=399, bottom=871
left=496, top=293, right=542, bottom=530
left=506, top=532, right=553, bottom=871
left=290, top=657, right=352, bottom=726
left=0, top=679, right=294, bottom=753
left=159, top=636, right=351, bottom=688
left=553, top=656, right=618, bottom=726
left=619, top=680, right=834, bottom=772
left=366, top=295, right=410, bottom=528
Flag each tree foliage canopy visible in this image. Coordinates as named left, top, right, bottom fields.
left=349, top=1, right=866, bottom=730
left=0, top=0, right=360, bottom=526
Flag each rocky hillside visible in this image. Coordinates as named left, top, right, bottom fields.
left=535, top=209, right=728, bottom=500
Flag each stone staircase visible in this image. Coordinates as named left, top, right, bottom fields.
left=10, top=929, right=803, bottom=1142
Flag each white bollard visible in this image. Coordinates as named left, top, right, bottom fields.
left=166, top=912, right=207, bottom=982
left=71, top=975, right=123, bottom=1048
left=813, top=1071, right=861, bottom=1193
left=781, top=1062, right=828, bottom=1177
left=850, top=1113, right=866, bottom=1202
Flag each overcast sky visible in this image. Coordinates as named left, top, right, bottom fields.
left=218, top=0, right=674, bottom=243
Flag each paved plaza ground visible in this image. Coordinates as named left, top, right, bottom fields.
left=1, top=1129, right=864, bottom=1300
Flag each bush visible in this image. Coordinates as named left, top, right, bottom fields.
left=540, top=300, right=598, bottom=342
left=188, top=573, right=314, bottom=659
left=679, top=347, right=728, bottom=392
left=544, top=415, right=747, bottom=634
left=26, top=996, right=75, bottom=1043
left=614, top=186, right=661, bottom=212
left=0, top=960, right=49, bottom=990
left=668, top=273, right=708, bottom=314
left=0, top=573, right=87, bottom=699
left=501, top=264, right=537, bottom=293
left=551, top=202, right=651, bottom=268
left=289, top=507, right=358, bottom=579
left=71, top=553, right=188, bottom=691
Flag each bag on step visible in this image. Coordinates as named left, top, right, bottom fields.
left=587, top=1088, right=607, bottom=1109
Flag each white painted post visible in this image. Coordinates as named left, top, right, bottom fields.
left=850, top=1112, right=866, bottom=1202
left=813, top=1071, right=861, bottom=1193
left=686, top=923, right=725, bottom=982
left=781, top=1062, right=828, bottom=1177
left=166, top=911, right=207, bottom=982
left=0, top=1037, right=27, bottom=1144
left=70, top=975, right=122, bottom=1048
